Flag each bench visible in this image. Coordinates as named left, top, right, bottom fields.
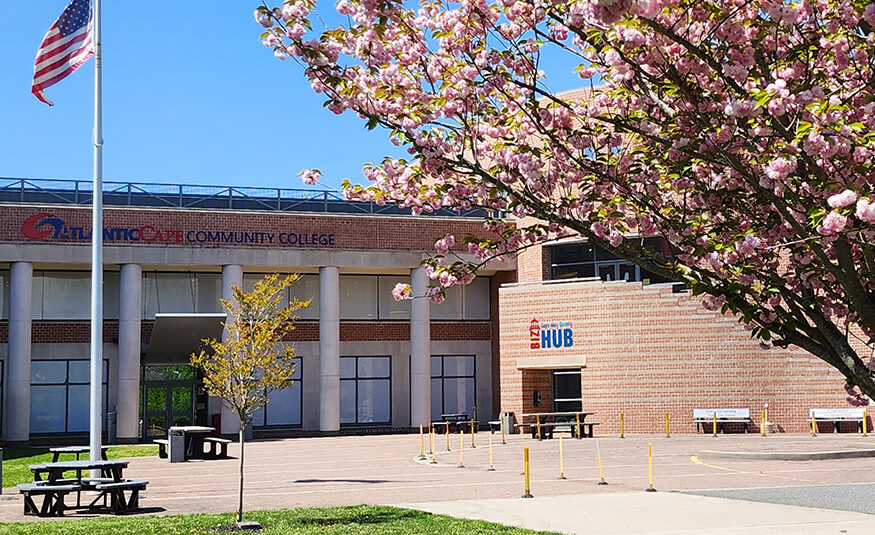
left=94, top=479, right=149, bottom=514
left=18, top=483, right=81, bottom=517
left=694, top=408, right=751, bottom=433
left=204, top=437, right=232, bottom=458
left=514, top=421, right=600, bottom=439
left=153, top=438, right=169, bottom=459
left=809, top=408, right=866, bottom=433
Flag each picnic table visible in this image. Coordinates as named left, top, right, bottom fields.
left=20, top=459, right=147, bottom=516
left=517, top=411, right=598, bottom=439
left=49, top=445, right=111, bottom=462
left=169, top=425, right=221, bottom=460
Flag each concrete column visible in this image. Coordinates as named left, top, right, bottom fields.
left=116, top=264, right=142, bottom=442
left=409, top=267, right=431, bottom=427
left=319, top=266, right=340, bottom=432
left=220, top=265, right=243, bottom=435
left=7, top=262, right=32, bottom=444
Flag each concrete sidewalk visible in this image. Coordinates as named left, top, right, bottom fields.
left=403, top=492, right=875, bottom=535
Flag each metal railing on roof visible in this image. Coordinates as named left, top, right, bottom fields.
left=0, top=177, right=493, bottom=218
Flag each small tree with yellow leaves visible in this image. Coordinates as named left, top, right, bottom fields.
left=191, top=273, right=308, bottom=523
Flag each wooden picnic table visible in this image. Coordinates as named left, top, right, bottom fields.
left=518, top=411, right=597, bottom=439
left=49, top=445, right=111, bottom=462
left=169, top=425, right=216, bottom=460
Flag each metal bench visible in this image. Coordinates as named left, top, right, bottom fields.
left=694, top=408, right=751, bottom=433
left=17, top=482, right=81, bottom=517
left=94, top=479, right=148, bottom=515
left=810, top=408, right=866, bottom=433
left=204, top=437, right=232, bottom=458
left=153, top=438, right=169, bottom=459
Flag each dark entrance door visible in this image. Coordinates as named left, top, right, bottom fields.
left=141, top=365, right=201, bottom=439
left=552, top=369, right=582, bottom=412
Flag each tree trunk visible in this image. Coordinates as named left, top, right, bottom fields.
left=237, top=427, right=245, bottom=523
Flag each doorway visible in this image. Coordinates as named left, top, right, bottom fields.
left=141, top=365, right=201, bottom=439
left=552, top=369, right=582, bottom=412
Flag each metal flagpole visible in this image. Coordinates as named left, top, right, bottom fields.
left=90, top=0, right=104, bottom=469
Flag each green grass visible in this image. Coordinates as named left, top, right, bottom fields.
left=0, top=505, right=558, bottom=534
left=2, top=445, right=158, bottom=488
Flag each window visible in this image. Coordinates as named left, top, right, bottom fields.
left=340, top=356, right=391, bottom=424
left=252, top=357, right=303, bottom=427
left=0, top=270, right=9, bottom=319
left=378, top=276, right=411, bottom=320
left=552, top=370, right=582, bottom=412
left=142, top=272, right=222, bottom=319
left=430, top=277, right=491, bottom=320
left=340, top=276, right=378, bottom=319
left=548, top=238, right=675, bottom=284
left=430, top=355, right=476, bottom=420
left=31, top=360, right=108, bottom=434
left=31, top=271, right=120, bottom=320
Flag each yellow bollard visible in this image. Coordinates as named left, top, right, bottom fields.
left=458, top=430, right=464, bottom=468
left=620, top=412, right=625, bottom=439
left=487, top=431, right=495, bottom=471
left=811, top=416, right=818, bottom=436
left=761, top=410, right=767, bottom=437
left=522, top=447, right=533, bottom=498
left=712, top=412, right=718, bottom=438
left=471, top=420, right=476, bottom=448
left=576, top=413, right=582, bottom=440
left=558, top=436, right=566, bottom=480
left=447, top=426, right=451, bottom=450
left=596, top=439, right=608, bottom=485
left=864, top=409, right=869, bottom=437
left=430, top=430, right=437, bottom=464
left=419, top=424, right=426, bottom=460
left=645, top=443, right=657, bottom=492
left=501, top=417, right=507, bottom=444
left=536, top=418, right=542, bottom=440
left=665, top=411, right=671, bottom=438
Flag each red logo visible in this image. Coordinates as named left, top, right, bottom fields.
left=22, top=213, right=63, bottom=239
left=530, top=318, right=541, bottom=349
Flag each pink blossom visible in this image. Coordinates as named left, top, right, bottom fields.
left=827, top=190, right=858, bottom=209
left=817, top=212, right=848, bottom=235
left=391, top=283, right=413, bottom=301
left=856, top=198, right=875, bottom=223
left=702, top=294, right=726, bottom=311
left=427, top=286, right=445, bottom=304
left=299, top=169, right=321, bottom=186
left=765, top=157, right=796, bottom=182
left=435, top=235, right=455, bottom=254
left=254, top=9, right=273, bottom=28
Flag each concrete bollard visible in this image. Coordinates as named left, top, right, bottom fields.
left=522, top=447, right=533, bottom=498
left=645, top=443, right=657, bottom=492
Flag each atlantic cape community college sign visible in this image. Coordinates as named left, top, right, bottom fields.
left=21, top=212, right=336, bottom=247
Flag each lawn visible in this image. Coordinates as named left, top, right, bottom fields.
left=0, top=505, right=558, bottom=534
left=1, top=445, right=158, bottom=488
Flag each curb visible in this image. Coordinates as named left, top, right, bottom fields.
left=697, top=448, right=875, bottom=461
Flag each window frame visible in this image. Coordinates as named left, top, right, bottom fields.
left=339, top=355, right=392, bottom=425
left=430, top=355, right=477, bottom=420
left=30, top=359, right=109, bottom=435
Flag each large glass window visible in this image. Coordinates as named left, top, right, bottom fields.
left=252, top=357, right=303, bottom=427
left=143, top=272, right=223, bottom=318
left=430, top=277, right=491, bottom=320
left=430, top=355, right=476, bottom=420
left=548, top=238, right=675, bottom=284
left=340, top=276, right=378, bottom=319
left=0, top=270, right=10, bottom=319
left=31, top=360, right=108, bottom=434
left=31, top=271, right=120, bottom=320
left=340, top=356, right=391, bottom=424
left=378, top=276, right=411, bottom=320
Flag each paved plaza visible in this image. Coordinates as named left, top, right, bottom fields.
left=3, top=432, right=875, bottom=533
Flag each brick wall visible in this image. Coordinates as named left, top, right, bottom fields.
left=1, top=205, right=497, bottom=252
left=499, top=279, right=858, bottom=434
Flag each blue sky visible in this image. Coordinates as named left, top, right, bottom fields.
left=1, top=2, right=582, bottom=192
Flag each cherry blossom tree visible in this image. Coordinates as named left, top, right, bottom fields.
left=255, top=0, right=875, bottom=399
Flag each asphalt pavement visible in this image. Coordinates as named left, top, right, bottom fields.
left=685, top=482, right=875, bottom=515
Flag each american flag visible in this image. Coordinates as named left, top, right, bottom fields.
left=31, top=0, right=94, bottom=106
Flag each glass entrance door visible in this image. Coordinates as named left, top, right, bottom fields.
left=141, top=365, right=198, bottom=439
left=552, top=369, right=582, bottom=412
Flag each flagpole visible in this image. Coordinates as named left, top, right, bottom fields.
left=90, top=0, right=104, bottom=467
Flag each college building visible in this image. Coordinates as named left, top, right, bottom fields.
left=0, top=178, right=860, bottom=445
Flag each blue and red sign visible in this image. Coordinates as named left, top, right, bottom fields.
left=21, top=212, right=335, bottom=247
left=529, top=318, right=574, bottom=350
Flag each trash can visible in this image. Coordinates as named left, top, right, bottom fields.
left=501, top=411, right=515, bottom=434
left=169, top=429, right=185, bottom=463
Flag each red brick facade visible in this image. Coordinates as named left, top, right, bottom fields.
left=499, top=279, right=861, bottom=434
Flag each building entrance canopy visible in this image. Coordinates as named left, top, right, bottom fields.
left=144, top=313, right=226, bottom=364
